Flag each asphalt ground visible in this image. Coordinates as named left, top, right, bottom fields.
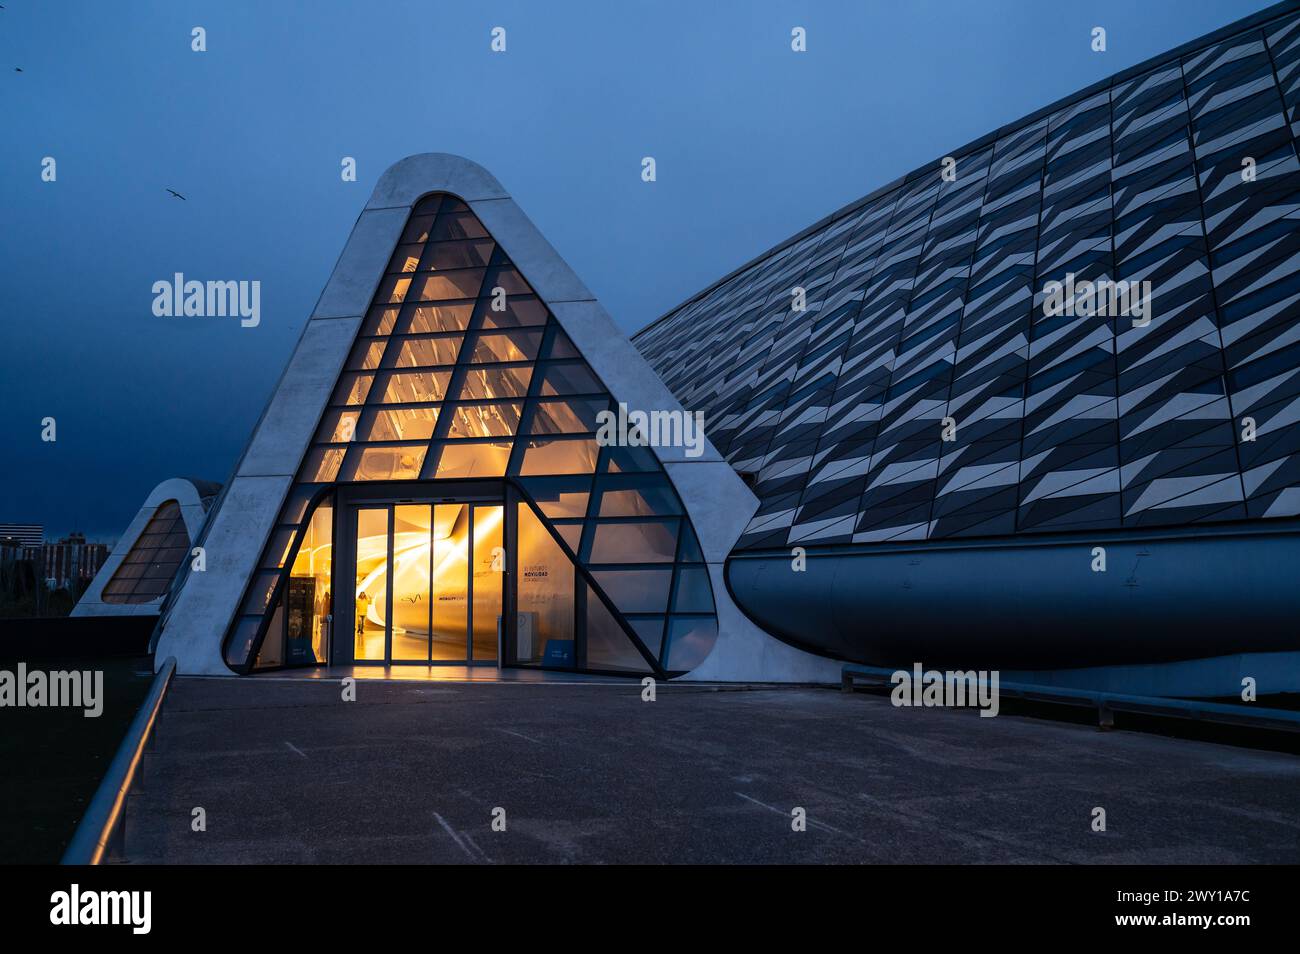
left=122, top=675, right=1300, bottom=864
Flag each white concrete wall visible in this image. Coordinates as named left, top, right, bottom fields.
left=156, top=153, right=839, bottom=682
left=73, top=477, right=209, bottom=618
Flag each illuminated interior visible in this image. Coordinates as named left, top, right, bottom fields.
left=225, top=192, right=718, bottom=677
left=352, top=503, right=502, bottom=663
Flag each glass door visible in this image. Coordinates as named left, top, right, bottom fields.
left=471, top=504, right=504, bottom=663
left=353, top=507, right=390, bottom=662
left=347, top=499, right=502, bottom=665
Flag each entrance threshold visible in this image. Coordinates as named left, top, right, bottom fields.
left=248, top=665, right=632, bottom=685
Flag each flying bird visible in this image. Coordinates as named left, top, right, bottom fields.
left=166, top=189, right=186, bottom=200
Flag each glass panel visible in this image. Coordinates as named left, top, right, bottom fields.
left=387, top=243, right=424, bottom=274
left=515, top=503, right=574, bottom=668
left=484, top=266, right=532, bottom=295
left=286, top=501, right=333, bottom=665
left=520, top=476, right=591, bottom=518
left=672, top=567, right=715, bottom=614
left=375, top=370, right=453, bottom=404
left=518, top=437, right=599, bottom=475
left=303, top=447, right=346, bottom=483
left=601, top=444, right=661, bottom=473
left=479, top=297, right=548, bottom=328
left=432, top=440, right=512, bottom=478
left=241, top=570, right=281, bottom=615
left=471, top=505, right=504, bottom=662
left=405, top=302, right=474, bottom=333
left=400, top=213, right=435, bottom=244
left=226, top=618, right=260, bottom=668
left=431, top=212, right=489, bottom=241
left=590, top=567, right=672, bottom=614
left=408, top=269, right=486, bottom=302
left=333, top=372, right=373, bottom=406
left=664, top=617, right=718, bottom=671
left=391, top=336, right=462, bottom=368
left=280, top=486, right=316, bottom=525
left=316, top=409, right=360, bottom=444
left=466, top=330, right=543, bottom=364
left=392, top=505, right=432, bottom=661
left=587, top=519, right=679, bottom=563
left=529, top=397, right=607, bottom=434
left=676, top=523, right=705, bottom=562
left=628, top=617, right=666, bottom=662
left=432, top=504, right=469, bottom=660
left=362, top=407, right=439, bottom=442
left=585, top=585, right=651, bottom=673
left=547, top=329, right=580, bottom=359
left=344, top=444, right=427, bottom=481
left=539, top=361, right=603, bottom=395
left=361, top=306, right=400, bottom=336
left=262, top=527, right=296, bottom=569
left=346, top=339, right=387, bottom=370
left=551, top=522, right=583, bottom=553
left=445, top=401, right=523, bottom=439
left=456, top=365, right=532, bottom=399
left=255, top=601, right=286, bottom=669
left=375, top=275, right=412, bottom=305
left=595, top=475, right=682, bottom=517
left=418, top=239, right=495, bottom=270
left=101, top=500, right=191, bottom=604
left=353, top=508, right=388, bottom=662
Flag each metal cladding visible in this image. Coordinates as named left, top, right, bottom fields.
left=636, top=4, right=1300, bottom=553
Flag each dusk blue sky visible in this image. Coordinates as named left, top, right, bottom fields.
left=0, top=0, right=1272, bottom=540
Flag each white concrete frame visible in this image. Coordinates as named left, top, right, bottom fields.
left=73, top=478, right=209, bottom=618
left=157, top=154, right=840, bottom=682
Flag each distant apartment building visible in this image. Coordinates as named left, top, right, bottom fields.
left=0, top=524, right=43, bottom=547
left=36, top=534, right=110, bottom=590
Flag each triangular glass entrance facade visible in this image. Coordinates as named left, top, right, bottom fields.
left=222, top=193, right=717, bottom=677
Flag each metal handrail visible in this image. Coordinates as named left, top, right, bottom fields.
left=61, top=656, right=177, bottom=865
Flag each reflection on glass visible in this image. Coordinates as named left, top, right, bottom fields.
left=590, top=567, right=672, bottom=614
left=392, top=505, right=432, bottom=661
left=664, top=617, right=719, bottom=671
left=587, top=519, right=679, bottom=563
left=518, top=437, right=599, bottom=475
left=433, top=440, right=512, bottom=478
left=515, top=503, right=574, bottom=668
left=354, top=508, right=388, bottom=661
left=406, top=303, right=474, bottom=333
left=445, top=402, right=522, bottom=439
left=347, top=340, right=387, bottom=370
left=408, top=269, right=486, bottom=302
left=377, top=370, right=452, bottom=404
left=363, top=407, right=439, bottom=442
left=433, top=504, right=469, bottom=660
left=466, top=330, right=543, bottom=363
left=479, top=297, right=547, bottom=328
left=346, top=444, right=427, bottom=481
left=585, top=584, right=651, bottom=673
left=393, top=336, right=462, bottom=368
left=472, top=505, right=503, bottom=662
left=288, top=501, right=333, bottom=664
left=456, top=365, right=533, bottom=399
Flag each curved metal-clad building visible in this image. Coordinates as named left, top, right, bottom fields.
left=634, top=3, right=1300, bottom=683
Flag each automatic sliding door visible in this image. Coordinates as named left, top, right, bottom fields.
left=353, top=507, right=390, bottom=662
left=392, top=504, right=433, bottom=661
left=432, top=504, right=469, bottom=660
left=471, top=505, right=503, bottom=662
